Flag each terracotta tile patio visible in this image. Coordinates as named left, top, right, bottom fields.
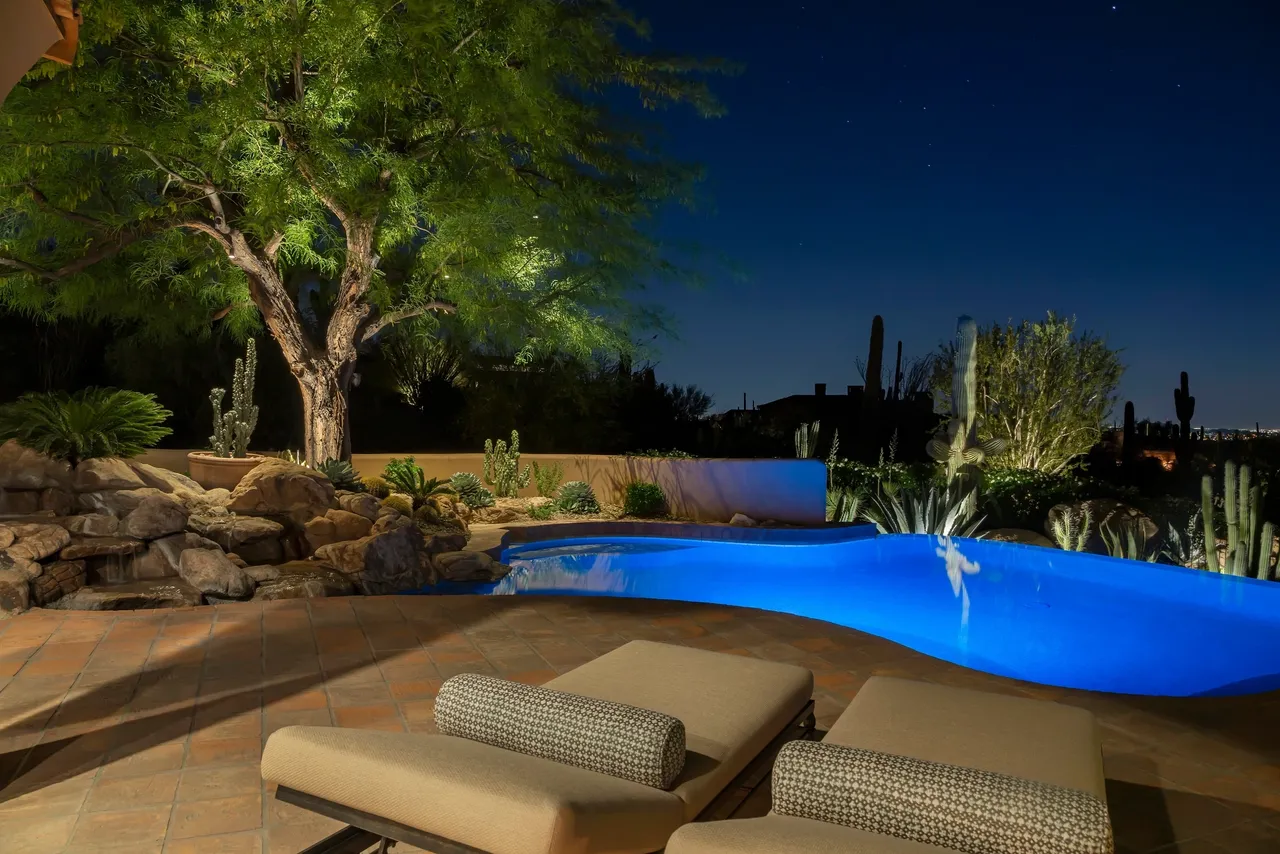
left=0, top=595, right=1277, bottom=853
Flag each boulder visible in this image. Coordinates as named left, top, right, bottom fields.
left=336, top=491, right=380, bottom=521
left=730, top=513, right=758, bottom=527
left=0, top=440, right=72, bottom=490
left=39, top=487, right=73, bottom=515
left=423, top=531, right=469, bottom=557
left=244, top=564, right=280, bottom=583
left=31, top=560, right=87, bottom=606
left=371, top=513, right=413, bottom=535
left=178, top=548, right=255, bottom=600
left=433, top=551, right=512, bottom=583
left=187, top=514, right=284, bottom=551
left=304, top=509, right=373, bottom=552
left=0, top=550, right=40, bottom=581
left=127, top=463, right=205, bottom=498
left=472, top=506, right=521, bottom=524
left=63, top=513, right=120, bottom=537
left=0, top=527, right=12, bottom=549
left=60, top=536, right=146, bottom=560
left=1045, top=499, right=1158, bottom=555
left=5, top=523, right=71, bottom=561
left=73, top=458, right=147, bottom=492
left=224, top=459, right=336, bottom=524
left=128, top=532, right=221, bottom=579
left=121, top=494, right=189, bottom=540
left=225, top=552, right=248, bottom=568
left=0, top=568, right=31, bottom=616
left=314, top=524, right=433, bottom=594
left=0, top=489, right=40, bottom=515
left=77, top=487, right=169, bottom=517
left=252, top=561, right=356, bottom=600
left=981, top=528, right=1056, bottom=549
left=48, top=579, right=203, bottom=611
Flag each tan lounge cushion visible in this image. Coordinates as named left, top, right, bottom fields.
left=546, top=640, right=814, bottom=818
left=825, top=677, right=1106, bottom=800
left=260, top=727, right=685, bottom=854
left=435, top=673, right=686, bottom=788
left=771, top=740, right=1113, bottom=854
left=666, top=814, right=956, bottom=854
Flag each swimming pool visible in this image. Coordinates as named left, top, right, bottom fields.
left=482, top=531, right=1280, bottom=697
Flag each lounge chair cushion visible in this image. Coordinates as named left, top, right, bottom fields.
left=261, top=727, right=687, bottom=854
left=545, top=640, right=814, bottom=818
left=434, top=672, right=686, bottom=789
left=771, top=740, right=1113, bottom=854
left=825, top=676, right=1107, bottom=801
left=667, top=814, right=956, bottom=854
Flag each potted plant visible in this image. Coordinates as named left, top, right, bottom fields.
left=187, top=339, right=268, bottom=490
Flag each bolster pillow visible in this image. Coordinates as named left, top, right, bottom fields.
left=772, top=740, right=1113, bottom=854
left=434, top=673, right=686, bottom=789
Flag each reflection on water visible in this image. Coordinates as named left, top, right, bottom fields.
left=935, top=535, right=981, bottom=640
left=494, top=556, right=631, bottom=595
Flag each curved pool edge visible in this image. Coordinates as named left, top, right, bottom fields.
left=470, top=519, right=878, bottom=559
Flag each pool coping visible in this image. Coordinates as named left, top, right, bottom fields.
left=467, top=519, right=878, bottom=558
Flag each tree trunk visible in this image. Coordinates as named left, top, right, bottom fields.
left=297, top=360, right=348, bottom=466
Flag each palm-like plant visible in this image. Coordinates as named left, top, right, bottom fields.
left=826, top=487, right=862, bottom=523
left=0, top=388, right=172, bottom=467
left=861, top=482, right=985, bottom=537
left=384, top=457, right=456, bottom=505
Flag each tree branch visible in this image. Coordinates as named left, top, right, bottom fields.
left=453, top=28, right=482, bottom=54
left=24, top=185, right=110, bottom=228
left=360, top=300, right=457, bottom=343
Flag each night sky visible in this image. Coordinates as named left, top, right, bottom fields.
left=634, top=1, right=1279, bottom=429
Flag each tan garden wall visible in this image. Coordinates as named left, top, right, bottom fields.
left=134, top=450, right=827, bottom=525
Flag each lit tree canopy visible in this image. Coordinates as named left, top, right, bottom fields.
left=0, top=0, right=723, bottom=462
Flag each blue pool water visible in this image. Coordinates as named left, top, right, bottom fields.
left=475, top=531, right=1280, bottom=697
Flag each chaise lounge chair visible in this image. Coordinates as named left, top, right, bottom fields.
left=665, top=676, right=1113, bottom=854
left=261, top=640, right=816, bottom=854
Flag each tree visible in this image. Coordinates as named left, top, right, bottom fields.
left=932, top=313, right=1123, bottom=474
left=0, top=0, right=722, bottom=463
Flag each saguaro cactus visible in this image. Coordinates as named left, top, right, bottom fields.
left=927, top=316, right=1005, bottom=483
left=1174, top=372, right=1195, bottom=462
left=1203, top=460, right=1274, bottom=578
left=209, top=339, right=259, bottom=458
left=1122, top=401, right=1137, bottom=465
left=858, top=316, right=885, bottom=459
left=795, top=421, right=821, bottom=459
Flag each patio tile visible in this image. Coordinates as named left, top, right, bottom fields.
left=3, top=810, right=78, bottom=852
left=176, top=764, right=262, bottom=802
left=332, top=704, right=404, bottom=731
left=68, top=805, right=172, bottom=849
left=186, top=737, right=262, bottom=769
left=169, top=791, right=263, bottom=838
left=83, top=770, right=180, bottom=812
left=164, top=831, right=264, bottom=854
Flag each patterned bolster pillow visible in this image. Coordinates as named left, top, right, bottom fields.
left=434, top=673, right=686, bottom=789
left=772, top=741, right=1114, bottom=854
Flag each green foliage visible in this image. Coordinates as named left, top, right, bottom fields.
left=1050, top=506, right=1092, bottom=552
left=860, top=482, right=985, bottom=537
left=484, top=431, right=531, bottom=498
left=0, top=0, right=726, bottom=464
left=1203, top=462, right=1274, bottom=579
left=556, top=481, right=600, bottom=515
left=0, top=388, right=171, bottom=467
left=1100, top=519, right=1158, bottom=562
left=625, top=449, right=698, bottom=459
left=530, top=460, right=564, bottom=498
left=381, top=494, right=413, bottom=516
left=981, top=468, right=1082, bottom=530
left=362, top=475, right=392, bottom=499
left=529, top=502, right=556, bottom=521
left=316, top=459, right=363, bottom=492
left=383, top=456, right=454, bottom=505
left=827, top=457, right=934, bottom=501
left=623, top=482, right=667, bottom=518
left=449, top=471, right=495, bottom=509
left=933, top=313, right=1123, bottom=474
left=826, top=487, right=861, bottom=523
left=209, top=339, right=258, bottom=458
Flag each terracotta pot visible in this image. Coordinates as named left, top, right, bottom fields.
left=186, top=452, right=269, bottom=491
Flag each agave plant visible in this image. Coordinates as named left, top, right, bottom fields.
left=826, top=487, right=861, bottom=523
left=0, top=388, right=172, bottom=467
left=861, top=482, right=985, bottom=537
left=1100, top=519, right=1158, bottom=562
left=449, top=471, right=495, bottom=509
left=316, top=459, right=364, bottom=492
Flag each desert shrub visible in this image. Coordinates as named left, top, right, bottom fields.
left=827, top=458, right=934, bottom=499
left=316, top=459, right=364, bottom=492
left=625, top=449, right=697, bottom=459
left=861, top=481, right=985, bottom=537
left=556, top=481, right=600, bottom=515
left=529, top=502, right=556, bottom=521
left=531, top=460, right=564, bottom=498
left=623, top=481, right=667, bottom=518
left=381, top=494, right=413, bottom=516
left=450, top=471, right=496, bottom=508
left=362, top=475, right=393, bottom=498
left=0, top=388, right=172, bottom=467
left=981, top=468, right=1083, bottom=530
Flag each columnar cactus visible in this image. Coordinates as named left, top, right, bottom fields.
left=1203, top=460, right=1274, bottom=578
left=927, top=316, right=1006, bottom=483
left=483, top=430, right=531, bottom=498
left=209, top=339, right=259, bottom=458
left=795, top=421, right=820, bottom=459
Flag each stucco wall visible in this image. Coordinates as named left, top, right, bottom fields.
left=134, top=450, right=827, bottom=525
